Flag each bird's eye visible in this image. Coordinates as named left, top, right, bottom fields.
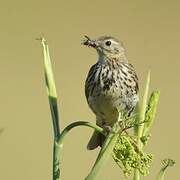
left=105, top=40, right=111, bottom=46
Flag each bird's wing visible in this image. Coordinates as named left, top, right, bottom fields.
left=85, top=63, right=98, bottom=100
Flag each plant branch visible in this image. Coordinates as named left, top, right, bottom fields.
left=40, top=37, right=60, bottom=138
left=58, top=121, right=104, bottom=146
left=56, top=121, right=104, bottom=180
left=133, top=71, right=151, bottom=180
left=156, top=159, right=175, bottom=180
left=85, top=113, right=122, bottom=180
left=39, top=37, right=61, bottom=180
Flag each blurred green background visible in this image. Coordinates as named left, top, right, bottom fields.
left=0, top=0, right=179, bottom=179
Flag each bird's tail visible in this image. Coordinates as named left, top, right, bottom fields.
left=87, top=130, right=105, bottom=150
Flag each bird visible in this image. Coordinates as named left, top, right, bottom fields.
left=83, top=35, right=139, bottom=150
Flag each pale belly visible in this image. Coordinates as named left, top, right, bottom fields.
left=88, top=94, right=122, bottom=126
left=88, top=90, right=138, bottom=127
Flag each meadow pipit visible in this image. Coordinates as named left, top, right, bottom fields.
left=83, top=36, right=139, bottom=150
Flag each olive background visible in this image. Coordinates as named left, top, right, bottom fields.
left=0, top=0, right=179, bottom=179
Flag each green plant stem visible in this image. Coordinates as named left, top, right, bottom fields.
left=133, top=71, right=151, bottom=180
left=53, top=140, right=61, bottom=180
left=155, top=159, right=175, bottom=180
left=137, top=71, right=151, bottom=149
left=39, top=37, right=105, bottom=180
left=58, top=121, right=104, bottom=146
left=40, top=37, right=60, bottom=138
left=39, top=37, right=61, bottom=180
left=156, top=166, right=167, bottom=180
left=53, top=121, right=104, bottom=180
left=85, top=113, right=122, bottom=180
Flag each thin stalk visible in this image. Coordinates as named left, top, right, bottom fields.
left=85, top=113, right=122, bottom=180
left=39, top=37, right=61, bottom=180
left=155, top=159, right=175, bottom=180
left=56, top=121, right=104, bottom=179
left=133, top=71, right=151, bottom=180
left=156, top=166, right=167, bottom=180
left=39, top=37, right=104, bottom=180
left=58, top=121, right=104, bottom=146
left=133, top=168, right=140, bottom=180
left=136, top=71, right=151, bottom=148
left=53, top=141, right=61, bottom=180
left=40, top=38, right=60, bottom=138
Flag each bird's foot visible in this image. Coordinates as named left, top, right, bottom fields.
left=102, top=125, right=112, bottom=136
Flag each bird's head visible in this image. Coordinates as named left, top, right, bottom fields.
left=83, top=35, right=126, bottom=61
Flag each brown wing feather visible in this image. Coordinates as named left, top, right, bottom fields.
left=85, top=63, right=98, bottom=100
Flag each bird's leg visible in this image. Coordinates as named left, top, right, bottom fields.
left=102, top=124, right=112, bottom=137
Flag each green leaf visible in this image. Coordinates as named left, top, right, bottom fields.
left=39, top=37, right=60, bottom=138
left=143, top=90, right=160, bottom=136
left=39, top=37, right=61, bottom=180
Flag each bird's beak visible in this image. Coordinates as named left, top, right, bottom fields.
left=82, top=35, right=98, bottom=48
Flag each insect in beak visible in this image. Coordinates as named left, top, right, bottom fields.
left=82, top=35, right=98, bottom=48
